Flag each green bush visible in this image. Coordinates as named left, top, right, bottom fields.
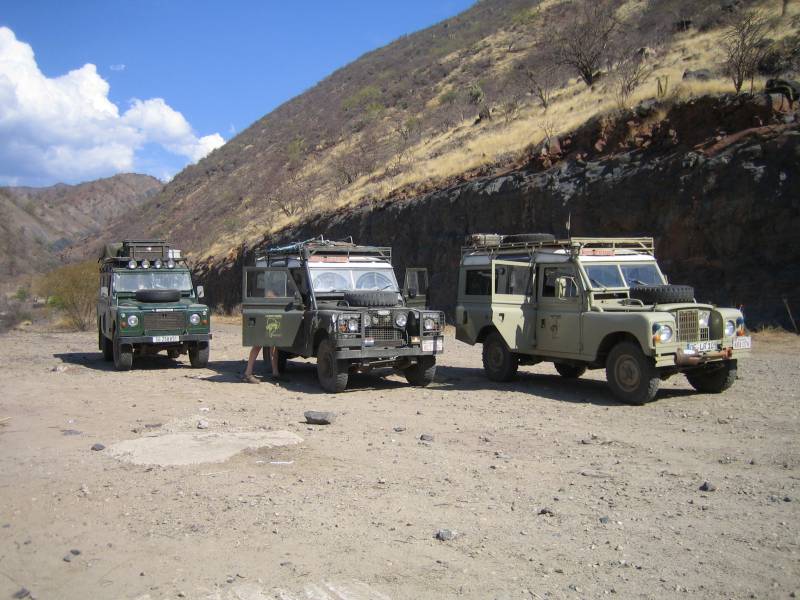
left=36, top=260, right=97, bottom=330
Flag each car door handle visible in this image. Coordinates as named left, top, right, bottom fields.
left=499, top=312, right=504, bottom=321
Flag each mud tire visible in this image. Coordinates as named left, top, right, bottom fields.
left=188, top=343, right=209, bottom=368
left=113, top=333, right=133, bottom=371
left=317, top=339, right=348, bottom=393
left=502, top=233, right=556, bottom=244
left=342, top=290, right=397, bottom=308
left=135, top=289, right=181, bottom=303
left=404, top=356, right=436, bottom=387
left=101, top=331, right=113, bottom=362
left=554, top=362, right=587, bottom=379
left=686, top=360, right=737, bottom=393
left=629, top=284, right=694, bottom=304
left=482, top=332, right=518, bottom=382
left=606, top=342, right=660, bottom=404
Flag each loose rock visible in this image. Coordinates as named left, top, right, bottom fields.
left=393, top=426, right=406, bottom=432
left=12, top=589, right=31, bottom=599
left=599, top=516, right=611, bottom=524
left=538, top=508, right=555, bottom=516
left=197, top=419, right=209, bottom=430
left=434, top=528, right=457, bottom=541
left=420, top=433, right=434, bottom=442
left=304, top=411, right=336, bottom=425
left=699, top=481, right=716, bottom=492
left=91, top=443, right=105, bottom=451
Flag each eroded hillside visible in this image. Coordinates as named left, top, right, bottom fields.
left=100, top=0, right=799, bottom=262
left=0, top=173, right=162, bottom=280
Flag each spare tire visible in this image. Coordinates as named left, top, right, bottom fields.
left=629, top=284, right=694, bottom=304
left=135, top=289, right=181, bottom=303
left=342, top=290, right=397, bottom=307
left=502, top=233, right=556, bottom=244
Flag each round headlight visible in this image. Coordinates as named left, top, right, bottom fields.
left=658, top=324, right=673, bottom=343
left=189, top=313, right=201, bottom=325
left=166, top=259, right=176, bottom=269
left=154, top=259, right=163, bottom=269
left=395, top=313, right=408, bottom=328
left=141, top=260, right=150, bottom=269
left=347, top=319, right=359, bottom=332
left=127, top=314, right=139, bottom=327
left=725, top=320, right=736, bottom=337
left=698, top=310, right=710, bottom=328
left=127, top=260, right=137, bottom=269
left=423, top=318, right=435, bottom=331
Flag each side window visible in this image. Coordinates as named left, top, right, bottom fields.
left=465, top=269, right=491, bottom=296
left=405, top=270, right=428, bottom=295
left=246, top=270, right=291, bottom=299
left=541, top=266, right=579, bottom=299
left=495, top=265, right=532, bottom=296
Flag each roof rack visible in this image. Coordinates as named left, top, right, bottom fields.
left=461, top=236, right=655, bottom=256
left=100, top=239, right=184, bottom=264
left=259, top=235, right=392, bottom=263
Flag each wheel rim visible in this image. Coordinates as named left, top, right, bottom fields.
left=487, top=343, right=504, bottom=372
left=614, top=354, right=641, bottom=392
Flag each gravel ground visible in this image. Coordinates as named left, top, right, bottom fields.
left=0, top=323, right=798, bottom=600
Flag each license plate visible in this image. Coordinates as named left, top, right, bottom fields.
left=152, top=335, right=180, bottom=343
left=422, top=340, right=434, bottom=352
left=733, top=336, right=752, bottom=350
left=687, top=341, right=716, bottom=353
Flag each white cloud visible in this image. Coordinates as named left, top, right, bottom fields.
left=0, top=27, right=224, bottom=185
left=109, top=63, right=126, bottom=71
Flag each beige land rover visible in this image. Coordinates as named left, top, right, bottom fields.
left=455, top=234, right=750, bottom=404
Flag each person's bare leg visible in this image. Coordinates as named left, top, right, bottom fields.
left=269, top=347, right=281, bottom=379
left=243, top=346, right=262, bottom=383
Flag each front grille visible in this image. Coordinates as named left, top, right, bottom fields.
left=675, top=309, right=711, bottom=342
left=370, top=313, right=395, bottom=327
left=143, top=311, right=185, bottom=330
left=365, top=326, right=403, bottom=342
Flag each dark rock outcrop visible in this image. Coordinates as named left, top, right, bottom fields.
left=198, top=97, right=799, bottom=328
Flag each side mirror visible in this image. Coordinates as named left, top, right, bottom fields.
left=100, top=287, right=109, bottom=298
left=407, top=288, right=418, bottom=299
left=197, top=285, right=205, bottom=299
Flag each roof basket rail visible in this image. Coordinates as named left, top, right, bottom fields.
left=260, top=235, right=392, bottom=263
left=461, top=235, right=655, bottom=256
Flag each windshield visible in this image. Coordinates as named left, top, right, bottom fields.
left=584, top=263, right=664, bottom=289
left=309, top=266, right=398, bottom=293
left=114, top=271, right=194, bottom=293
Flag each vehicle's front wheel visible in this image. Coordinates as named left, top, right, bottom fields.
left=686, top=360, right=737, bottom=393
left=113, top=333, right=133, bottom=371
left=404, top=356, right=436, bottom=386
left=317, top=339, right=348, bottom=393
left=100, top=331, right=113, bottom=362
left=482, top=332, right=518, bottom=382
left=606, top=341, right=660, bottom=404
left=554, top=362, right=586, bottom=379
left=188, top=343, right=209, bottom=368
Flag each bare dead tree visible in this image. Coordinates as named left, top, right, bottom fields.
left=554, top=1, right=620, bottom=87
left=612, top=51, right=654, bottom=109
left=723, top=9, right=772, bottom=93
left=782, top=0, right=790, bottom=18
left=523, top=63, right=559, bottom=111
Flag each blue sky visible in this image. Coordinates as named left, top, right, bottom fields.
left=0, top=0, right=474, bottom=186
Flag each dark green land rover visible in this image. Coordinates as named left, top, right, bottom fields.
left=97, top=239, right=211, bottom=370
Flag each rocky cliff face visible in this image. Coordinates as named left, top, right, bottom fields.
left=197, top=96, right=799, bottom=328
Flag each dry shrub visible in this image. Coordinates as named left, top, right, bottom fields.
left=36, top=260, right=97, bottom=331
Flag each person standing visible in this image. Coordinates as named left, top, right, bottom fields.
left=242, top=284, right=281, bottom=384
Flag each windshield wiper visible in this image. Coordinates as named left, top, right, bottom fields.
left=629, top=279, right=647, bottom=286
left=589, top=278, right=609, bottom=291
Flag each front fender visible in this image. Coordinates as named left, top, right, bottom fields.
left=582, top=311, right=672, bottom=360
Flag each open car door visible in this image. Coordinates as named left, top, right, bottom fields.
left=403, top=267, right=429, bottom=309
left=491, top=259, right=537, bottom=353
left=242, top=267, right=304, bottom=349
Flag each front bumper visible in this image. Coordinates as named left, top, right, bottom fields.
left=118, top=333, right=212, bottom=345
left=335, top=336, right=444, bottom=360
left=653, top=336, right=751, bottom=368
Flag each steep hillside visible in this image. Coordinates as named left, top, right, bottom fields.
left=197, top=94, right=799, bottom=328
left=0, top=173, right=162, bottom=279
left=101, top=0, right=798, bottom=261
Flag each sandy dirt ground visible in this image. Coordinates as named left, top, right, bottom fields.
left=0, top=323, right=798, bottom=600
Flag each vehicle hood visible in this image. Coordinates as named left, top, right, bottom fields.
left=116, top=299, right=206, bottom=311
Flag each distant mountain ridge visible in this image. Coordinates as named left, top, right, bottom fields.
left=0, top=173, right=162, bottom=280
